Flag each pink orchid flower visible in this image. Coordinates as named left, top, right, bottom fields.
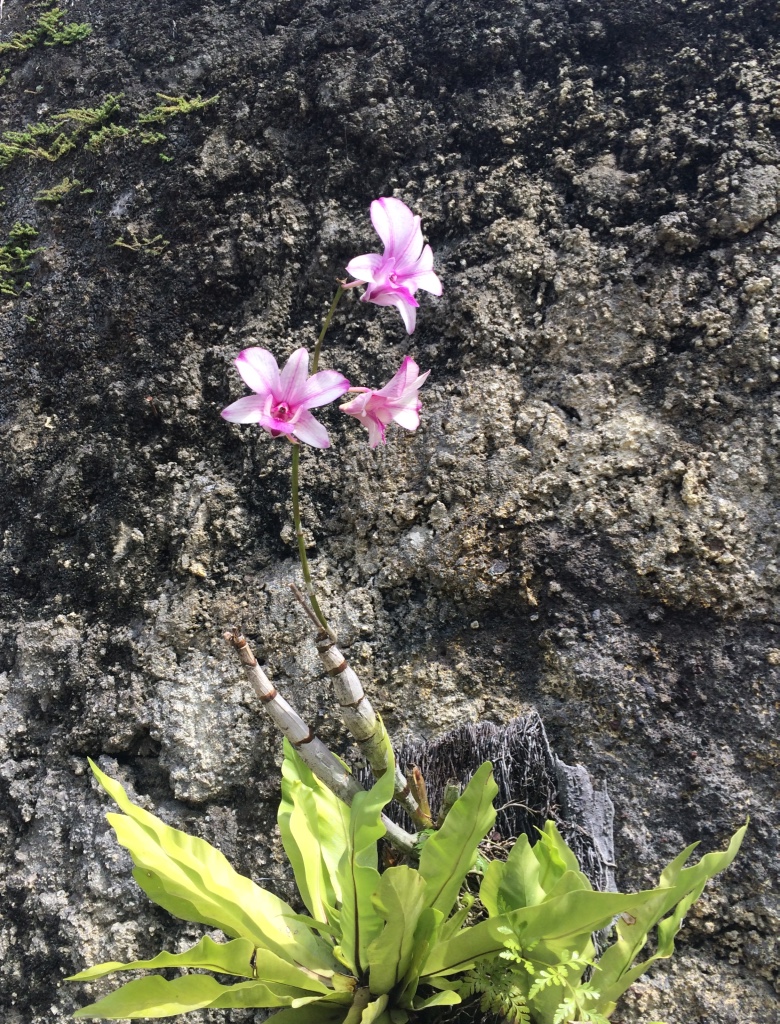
left=340, top=355, right=430, bottom=448
left=221, top=347, right=350, bottom=449
left=345, top=197, right=442, bottom=334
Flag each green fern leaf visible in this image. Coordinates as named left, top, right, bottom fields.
left=552, top=995, right=576, bottom=1024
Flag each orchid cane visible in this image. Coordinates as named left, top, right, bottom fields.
left=291, top=584, right=430, bottom=828
left=224, top=628, right=417, bottom=854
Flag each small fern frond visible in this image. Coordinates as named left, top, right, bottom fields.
left=459, top=958, right=532, bottom=1024
left=527, top=963, right=570, bottom=1000
left=553, top=996, right=577, bottom=1024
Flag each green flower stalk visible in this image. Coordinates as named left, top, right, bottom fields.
left=221, top=346, right=350, bottom=625
left=311, top=284, right=345, bottom=374
left=291, top=443, right=330, bottom=632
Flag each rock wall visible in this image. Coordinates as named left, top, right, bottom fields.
left=0, top=1, right=778, bottom=1021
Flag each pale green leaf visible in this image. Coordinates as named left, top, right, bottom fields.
left=269, top=1004, right=348, bottom=1024
left=367, top=866, right=427, bottom=995
left=534, top=822, right=583, bottom=885
left=481, top=833, right=546, bottom=914
left=541, top=864, right=592, bottom=903
left=283, top=913, right=339, bottom=936
left=418, top=762, right=498, bottom=918
left=396, top=907, right=443, bottom=1008
left=342, top=987, right=374, bottom=1024
left=279, top=774, right=329, bottom=925
left=285, top=744, right=351, bottom=907
left=88, top=759, right=335, bottom=974
left=422, top=885, right=666, bottom=977
left=437, top=892, right=475, bottom=943
left=68, top=935, right=254, bottom=981
left=412, top=989, right=462, bottom=1011
left=336, top=733, right=396, bottom=975
left=478, top=858, right=507, bottom=918
left=73, top=974, right=319, bottom=1019
left=592, top=824, right=747, bottom=1014
left=269, top=989, right=355, bottom=1024
left=360, top=994, right=389, bottom=1024
left=280, top=741, right=350, bottom=923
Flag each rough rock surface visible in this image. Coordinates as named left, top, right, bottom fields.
left=0, top=1, right=778, bottom=1021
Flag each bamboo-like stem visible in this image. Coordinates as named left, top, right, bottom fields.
left=289, top=585, right=430, bottom=828
left=311, top=284, right=345, bottom=374
left=315, top=631, right=430, bottom=827
left=290, top=445, right=333, bottom=637
left=288, top=589, right=421, bottom=819
left=224, top=630, right=417, bottom=855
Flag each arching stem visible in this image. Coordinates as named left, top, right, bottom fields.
left=311, top=284, right=345, bottom=373
left=291, top=443, right=331, bottom=634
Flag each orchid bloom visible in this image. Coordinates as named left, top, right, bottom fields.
left=345, top=197, right=442, bottom=334
left=221, top=347, right=350, bottom=449
left=340, top=356, right=430, bottom=448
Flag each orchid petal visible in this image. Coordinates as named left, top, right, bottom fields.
left=395, top=296, right=417, bottom=334
left=364, top=288, right=419, bottom=310
left=360, top=280, right=419, bottom=332
left=370, top=198, right=421, bottom=262
left=301, top=369, right=351, bottom=409
left=391, top=407, right=421, bottom=431
left=341, top=402, right=387, bottom=448
left=340, top=393, right=371, bottom=416
left=412, top=367, right=431, bottom=390
left=411, top=243, right=434, bottom=273
left=279, top=348, right=310, bottom=404
left=292, top=410, right=331, bottom=449
left=364, top=416, right=387, bottom=448
left=375, top=356, right=419, bottom=400
left=221, top=395, right=266, bottom=423
left=405, top=268, right=443, bottom=297
left=345, top=252, right=384, bottom=282
left=235, top=348, right=280, bottom=396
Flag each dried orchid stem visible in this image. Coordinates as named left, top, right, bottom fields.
left=311, top=284, right=345, bottom=374
left=314, top=630, right=431, bottom=828
left=290, top=444, right=331, bottom=635
left=224, top=629, right=417, bottom=855
left=407, top=766, right=433, bottom=825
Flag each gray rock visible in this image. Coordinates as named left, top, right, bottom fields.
left=0, top=1, right=778, bottom=1022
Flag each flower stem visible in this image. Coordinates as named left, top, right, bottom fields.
left=291, top=443, right=329, bottom=632
left=311, top=284, right=345, bottom=373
